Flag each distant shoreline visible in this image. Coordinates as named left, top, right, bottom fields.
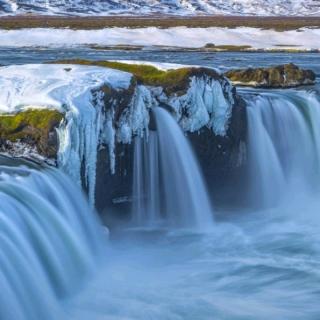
left=0, top=15, right=320, bottom=30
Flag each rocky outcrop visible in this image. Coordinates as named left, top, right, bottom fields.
left=0, top=110, right=63, bottom=162
left=89, top=61, right=248, bottom=215
left=0, top=61, right=247, bottom=216
left=225, top=63, right=316, bottom=88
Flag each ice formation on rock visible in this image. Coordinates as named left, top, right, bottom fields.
left=0, top=63, right=235, bottom=205
left=166, top=76, right=233, bottom=135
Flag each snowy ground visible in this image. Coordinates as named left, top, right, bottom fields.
left=0, top=64, right=132, bottom=113
left=0, top=27, right=319, bottom=50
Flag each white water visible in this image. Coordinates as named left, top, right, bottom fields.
left=0, top=163, right=107, bottom=320
left=132, top=107, right=214, bottom=229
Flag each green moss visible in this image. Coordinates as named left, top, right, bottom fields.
left=0, top=109, right=63, bottom=157
left=0, top=109, right=63, bottom=138
left=52, top=59, right=220, bottom=96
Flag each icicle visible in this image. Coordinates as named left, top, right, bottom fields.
left=117, top=85, right=154, bottom=144
left=103, top=108, right=116, bottom=175
left=168, top=76, right=233, bottom=135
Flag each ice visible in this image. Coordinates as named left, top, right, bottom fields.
left=167, top=76, right=233, bottom=135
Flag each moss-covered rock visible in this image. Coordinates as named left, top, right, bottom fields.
left=0, top=109, right=63, bottom=158
left=52, top=60, right=221, bottom=96
left=225, top=63, right=316, bottom=88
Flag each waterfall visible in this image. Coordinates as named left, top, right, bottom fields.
left=132, top=107, right=214, bottom=229
left=0, top=162, right=107, bottom=320
left=245, top=90, right=320, bottom=208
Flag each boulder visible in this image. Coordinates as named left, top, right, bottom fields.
left=225, top=63, right=316, bottom=88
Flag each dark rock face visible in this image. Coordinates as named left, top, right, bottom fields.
left=225, top=63, right=316, bottom=88
left=187, top=92, right=247, bottom=206
left=95, top=80, right=247, bottom=219
left=95, top=143, right=134, bottom=219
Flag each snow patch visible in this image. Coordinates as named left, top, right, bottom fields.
left=111, top=60, right=194, bottom=72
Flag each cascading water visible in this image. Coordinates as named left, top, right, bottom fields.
left=245, top=90, right=320, bottom=208
left=132, top=107, right=214, bottom=229
left=0, top=162, right=107, bottom=320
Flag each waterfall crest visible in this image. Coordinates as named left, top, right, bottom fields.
left=245, top=90, right=320, bottom=207
left=0, top=163, right=106, bottom=320
left=132, top=107, right=214, bottom=229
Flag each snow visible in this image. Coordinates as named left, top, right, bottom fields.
left=0, top=27, right=319, bottom=50
left=111, top=60, right=193, bottom=72
left=0, top=64, right=132, bottom=113
left=0, top=0, right=319, bottom=16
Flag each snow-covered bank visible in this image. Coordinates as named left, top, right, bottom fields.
left=0, top=27, right=319, bottom=50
